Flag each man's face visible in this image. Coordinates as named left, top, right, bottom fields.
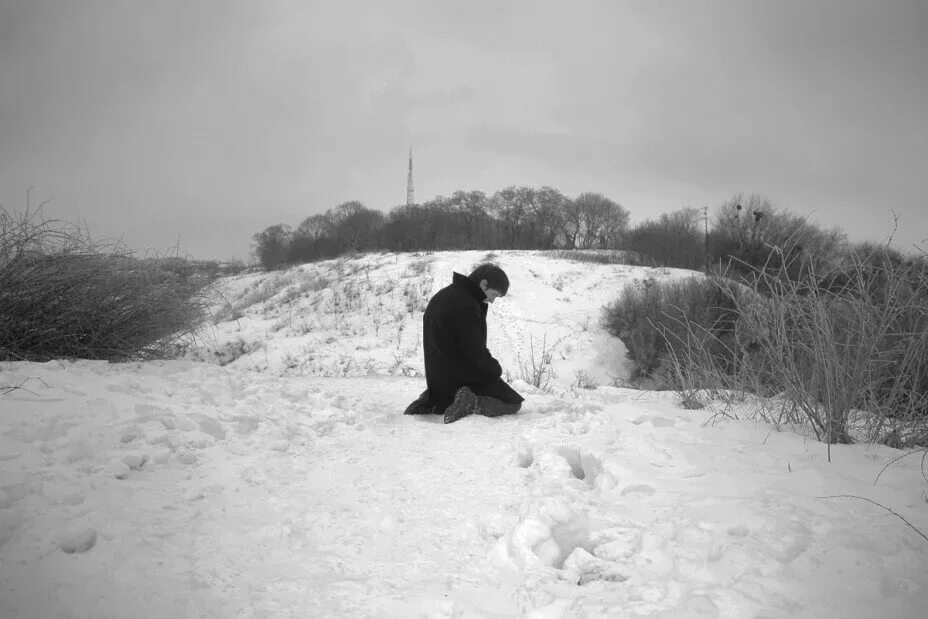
left=479, top=279, right=504, bottom=304
left=484, top=288, right=503, bottom=304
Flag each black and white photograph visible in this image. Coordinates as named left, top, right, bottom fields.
left=1, top=1, right=927, bottom=616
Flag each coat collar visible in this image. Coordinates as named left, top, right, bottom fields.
left=452, top=272, right=487, bottom=303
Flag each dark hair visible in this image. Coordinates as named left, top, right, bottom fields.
left=468, top=263, right=510, bottom=295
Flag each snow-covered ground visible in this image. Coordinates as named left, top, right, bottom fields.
left=183, top=251, right=688, bottom=390
left=1, top=250, right=926, bottom=618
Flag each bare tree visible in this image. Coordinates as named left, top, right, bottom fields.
left=563, top=198, right=583, bottom=249
left=572, top=192, right=629, bottom=249
left=251, top=224, right=293, bottom=269
left=381, top=204, right=425, bottom=251
left=491, top=186, right=532, bottom=248
left=289, top=212, right=334, bottom=261
left=450, top=190, right=489, bottom=248
left=626, top=208, right=703, bottom=268
left=330, top=201, right=384, bottom=252
left=528, top=186, right=568, bottom=249
left=711, top=192, right=844, bottom=278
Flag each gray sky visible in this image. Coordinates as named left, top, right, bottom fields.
left=2, top=0, right=926, bottom=261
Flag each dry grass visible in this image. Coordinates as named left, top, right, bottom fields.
left=518, top=333, right=555, bottom=390
left=601, top=275, right=742, bottom=381
left=1, top=205, right=212, bottom=361
left=602, top=241, right=928, bottom=448
left=545, top=249, right=630, bottom=265
left=664, top=250, right=928, bottom=449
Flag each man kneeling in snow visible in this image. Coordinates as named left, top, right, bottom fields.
left=404, top=263, right=524, bottom=424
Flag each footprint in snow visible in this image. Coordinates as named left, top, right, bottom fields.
left=727, top=524, right=750, bottom=537
left=515, top=441, right=534, bottom=468
left=231, top=415, right=260, bottom=435
left=86, top=397, right=115, bottom=412
left=121, top=453, right=147, bottom=470
left=196, top=416, right=227, bottom=440
left=556, top=415, right=595, bottom=436
left=555, top=447, right=602, bottom=487
left=105, top=379, right=144, bottom=395
left=508, top=513, right=638, bottom=586
left=120, top=427, right=142, bottom=443
left=620, top=483, right=656, bottom=498
left=134, top=403, right=169, bottom=418
left=590, top=527, right=643, bottom=561
left=629, top=415, right=675, bottom=428
left=564, top=547, right=630, bottom=586
left=58, top=527, right=97, bottom=554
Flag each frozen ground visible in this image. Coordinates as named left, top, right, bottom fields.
left=1, top=251, right=926, bottom=617
left=181, top=250, right=685, bottom=389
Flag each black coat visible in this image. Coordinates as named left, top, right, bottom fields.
left=423, top=272, right=503, bottom=412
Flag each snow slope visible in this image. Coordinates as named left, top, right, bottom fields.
left=1, top=251, right=926, bottom=618
left=183, top=251, right=687, bottom=390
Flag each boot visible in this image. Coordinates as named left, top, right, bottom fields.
left=403, top=390, right=433, bottom=415
left=443, top=386, right=478, bottom=424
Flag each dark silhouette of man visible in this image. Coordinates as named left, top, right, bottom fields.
left=403, top=263, right=524, bottom=423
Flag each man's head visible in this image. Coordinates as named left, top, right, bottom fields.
left=468, top=263, right=509, bottom=304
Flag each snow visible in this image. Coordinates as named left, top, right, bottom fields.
left=187, top=251, right=686, bottom=389
left=1, top=250, right=927, bottom=617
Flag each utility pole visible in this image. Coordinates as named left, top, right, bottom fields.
left=704, top=205, right=710, bottom=273
left=406, top=147, right=415, bottom=206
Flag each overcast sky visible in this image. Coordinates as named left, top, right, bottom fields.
left=1, top=0, right=926, bottom=261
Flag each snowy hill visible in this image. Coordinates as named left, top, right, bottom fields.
left=183, top=250, right=681, bottom=389
left=1, top=250, right=927, bottom=618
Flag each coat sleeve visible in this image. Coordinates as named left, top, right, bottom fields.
left=452, top=304, right=503, bottom=381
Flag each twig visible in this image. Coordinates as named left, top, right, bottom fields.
left=873, top=448, right=926, bottom=485
left=703, top=407, right=737, bottom=425
left=817, top=494, right=928, bottom=544
left=922, top=450, right=927, bottom=486
left=0, top=376, right=45, bottom=396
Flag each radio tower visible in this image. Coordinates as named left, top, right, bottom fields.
left=406, top=147, right=415, bottom=206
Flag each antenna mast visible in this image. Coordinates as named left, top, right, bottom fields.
left=406, top=147, right=415, bottom=206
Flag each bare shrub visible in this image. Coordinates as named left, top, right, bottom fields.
left=0, top=205, right=211, bottom=361
left=280, top=349, right=301, bottom=372
left=573, top=370, right=599, bottom=390
left=240, top=273, right=297, bottom=309
left=210, top=338, right=262, bottom=366
left=625, top=208, right=704, bottom=270
left=519, top=334, right=554, bottom=389
left=214, top=269, right=334, bottom=325
left=710, top=192, right=845, bottom=280
left=601, top=276, right=742, bottom=381
left=635, top=244, right=928, bottom=449
left=546, top=249, right=629, bottom=265
left=406, top=258, right=431, bottom=277
left=278, top=273, right=331, bottom=306
left=737, top=249, right=928, bottom=448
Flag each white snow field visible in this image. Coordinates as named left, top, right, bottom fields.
left=1, top=250, right=926, bottom=618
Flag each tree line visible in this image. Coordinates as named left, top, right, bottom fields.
left=252, top=186, right=629, bottom=269
left=252, top=186, right=900, bottom=279
left=625, top=192, right=848, bottom=276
